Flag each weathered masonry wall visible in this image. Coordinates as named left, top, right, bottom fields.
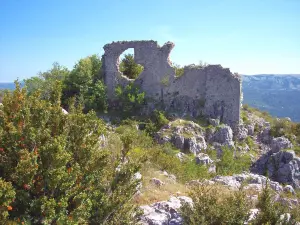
left=102, top=40, right=241, bottom=128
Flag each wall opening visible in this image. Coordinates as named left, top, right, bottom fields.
left=118, top=48, right=144, bottom=80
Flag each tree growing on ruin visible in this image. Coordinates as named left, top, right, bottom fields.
left=119, top=54, right=144, bottom=79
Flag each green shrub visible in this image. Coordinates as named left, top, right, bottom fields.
left=245, top=136, right=256, bottom=150
left=84, top=80, right=108, bottom=112
left=146, top=146, right=210, bottom=182
left=115, top=83, right=145, bottom=115
left=181, top=185, right=251, bottom=225
left=145, top=110, right=169, bottom=136
left=216, top=148, right=252, bottom=175
left=0, top=178, right=16, bottom=222
left=0, top=82, right=140, bottom=224
left=252, top=182, right=286, bottom=225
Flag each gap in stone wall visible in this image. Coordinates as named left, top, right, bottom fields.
left=118, top=48, right=144, bottom=80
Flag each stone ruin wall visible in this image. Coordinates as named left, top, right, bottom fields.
left=102, top=40, right=241, bottom=128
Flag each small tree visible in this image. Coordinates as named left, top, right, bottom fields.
left=119, top=54, right=144, bottom=79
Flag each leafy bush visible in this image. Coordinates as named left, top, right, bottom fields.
left=62, top=54, right=107, bottom=112
left=172, top=63, right=185, bottom=78
left=84, top=80, right=108, bottom=112
left=216, top=148, right=252, bottom=175
left=0, top=82, right=140, bottom=224
left=181, top=185, right=251, bottom=225
left=115, top=83, right=145, bottom=114
left=145, top=110, right=169, bottom=136
left=24, top=62, right=70, bottom=100
left=146, top=146, right=210, bottom=182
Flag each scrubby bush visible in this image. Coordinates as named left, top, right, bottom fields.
left=24, top=62, right=70, bottom=100
left=252, top=182, right=290, bottom=225
left=171, top=63, right=185, bottom=78
left=145, top=110, right=169, bottom=136
left=0, top=82, right=140, bottom=224
left=115, top=83, right=145, bottom=115
left=216, top=148, right=252, bottom=175
left=181, top=185, right=251, bottom=225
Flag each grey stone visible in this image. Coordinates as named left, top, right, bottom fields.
left=236, top=125, right=248, bottom=140
left=212, top=175, right=241, bottom=189
left=175, top=152, right=187, bottom=162
left=212, top=125, right=234, bottom=147
left=195, top=153, right=214, bottom=165
left=283, top=185, right=295, bottom=195
left=156, top=120, right=207, bottom=155
left=247, top=124, right=255, bottom=136
left=271, top=137, right=293, bottom=153
left=211, top=173, right=285, bottom=192
left=185, top=136, right=207, bottom=155
left=102, top=41, right=241, bottom=128
left=252, top=150, right=300, bottom=189
left=61, top=108, right=68, bottom=114
left=140, top=196, right=192, bottom=225
left=173, top=135, right=184, bottom=150
left=208, top=118, right=220, bottom=126
left=151, top=178, right=165, bottom=187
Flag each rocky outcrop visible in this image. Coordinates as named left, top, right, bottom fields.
left=155, top=120, right=207, bottom=155
left=211, top=124, right=234, bottom=147
left=252, top=149, right=300, bottom=189
left=195, top=153, right=216, bottom=173
left=188, top=173, right=285, bottom=192
left=139, top=196, right=192, bottom=225
left=271, top=137, right=293, bottom=153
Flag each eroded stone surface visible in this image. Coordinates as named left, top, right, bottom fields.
left=102, top=40, right=241, bottom=127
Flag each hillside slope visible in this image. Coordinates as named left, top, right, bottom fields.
left=242, top=74, right=300, bottom=122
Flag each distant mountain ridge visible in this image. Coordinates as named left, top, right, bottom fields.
left=242, top=74, right=300, bottom=122
left=0, top=82, right=16, bottom=90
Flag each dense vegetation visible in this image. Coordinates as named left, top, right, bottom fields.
left=0, top=55, right=300, bottom=224
left=0, top=83, right=142, bottom=224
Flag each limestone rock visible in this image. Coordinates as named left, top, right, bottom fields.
left=175, top=152, right=187, bottom=162
left=283, top=185, right=295, bottom=195
left=184, top=136, right=207, bottom=155
left=266, top=150, right=300, bottom=188
left=195, top=153, right=216, bottom=173
left=195, top=153, right=213, bottom=165
left=139, top=196, right=192, bottom=225
left=156, top=120, right=207, bottom=155
left=212, top=173, right=284, bottom=192
left=271, top=137, right=293, bottom=153
left=151, top=178, right=165, bottom=187
left=208, top=118, right=220, bottom=126
left=236, top=125, right=248, bottom=141
left=247, top=124, right=255, bottom=136
left=212, top=125, right=234, bottom=147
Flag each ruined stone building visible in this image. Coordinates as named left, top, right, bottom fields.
left=102, top=40, right=241, bottom=128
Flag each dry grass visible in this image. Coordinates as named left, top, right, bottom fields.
left=133, top=166, right=189, bottom=205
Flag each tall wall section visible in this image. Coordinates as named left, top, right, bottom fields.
left=102, top=40, right=241, bottom=128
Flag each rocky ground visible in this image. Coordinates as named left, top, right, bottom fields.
left=134, top=109, right=300, bottom=224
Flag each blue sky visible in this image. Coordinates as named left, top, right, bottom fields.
left=1, top=0, right=300, bottom=82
